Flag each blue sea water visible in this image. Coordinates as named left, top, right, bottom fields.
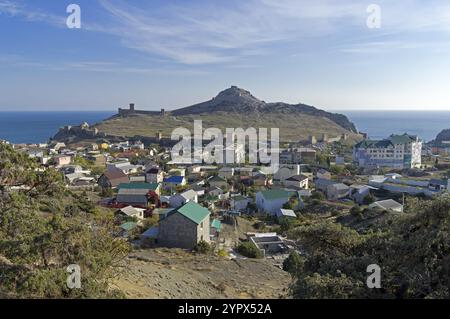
left=0, top=111, right=113, bottom=144
left=341, top=111, right=450, bottom=142
left=0, top=110, right=449, bottom=144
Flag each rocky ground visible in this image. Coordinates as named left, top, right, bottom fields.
left=113, top=247, right=291, bottom=299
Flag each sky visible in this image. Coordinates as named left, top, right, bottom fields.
left=0, top=0, right=450, bottom=111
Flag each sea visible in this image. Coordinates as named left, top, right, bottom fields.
left=0, top=110, right=449, bottom=144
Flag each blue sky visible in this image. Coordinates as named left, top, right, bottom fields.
left=1, top=0, right=450, bottom=111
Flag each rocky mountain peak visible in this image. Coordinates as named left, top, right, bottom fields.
left=213, top=86, right=263, bottom=105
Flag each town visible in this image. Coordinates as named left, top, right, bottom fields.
left=2, top=120, right=450, bottom=295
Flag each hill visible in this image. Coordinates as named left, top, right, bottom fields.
left=92, top=86, right=361, bottom=143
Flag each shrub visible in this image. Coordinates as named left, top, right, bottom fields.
left=236, top=241, right=263, bottom=259
left=194, top=240, right=211, bottom=254
left=217, top=248, right=229, bottom=258
left=283, top=251, right=303, bottom=275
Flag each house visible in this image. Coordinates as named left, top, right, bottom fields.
left=230, top=195, right=250, bottom=211
left=208, top=186, right=224, bottom=197
left=53, top=154, right=72, bottom=167
left=208, top=175, right=228, bottom=189
left=326, top=183, right=350, bottom=200
left=218, top=167, right=234, bottom=179
left=107, top=160, right=144, bottom=175
left=370, top=199, right=404, bottom=212
left=353, top=133, right=422, bottom=169
left=276, top=209, right=296, bottom=221
left=169, top=189, right=198, bottom=208
left=116, top=183, right=160, bottom=207
left=118, top=206, right=146, bottom=220
left=316, top=168, right=331, bottom=180
left=253, top=172, right=269, bottom=187
left=145, top=167, right=164, bottom=183
left=98, top=168, right=129, bottom=189
left=284, top=174, right=309, bottom=189
left=349, top=184, right=371, bottom=204
left=158, top=202, right=211, bottom=249
left=163, top=176, right=186, bottom=190
left=255, top=189, right=295, bottom=215
left=273, top=164, right=301, bottom=184
left=315, top=178, right=336, bottom=193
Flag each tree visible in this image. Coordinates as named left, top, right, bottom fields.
left=283, top=251, right=303, bottom=276
left=286, top=198, right=450, bottom=299
left=0, top=144, right=130, bottom=298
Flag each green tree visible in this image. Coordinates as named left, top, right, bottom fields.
left=0, top=144, right=130, bottom=298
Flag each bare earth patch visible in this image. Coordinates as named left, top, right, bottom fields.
left=113, top=248, right=291, bottom=299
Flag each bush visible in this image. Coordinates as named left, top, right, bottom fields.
left=217, top=248, right=229, bottom=258
left=236, top=241, right=263, bottom=259
left=311, top=191, right=326, bottom=201
left=194, top=240, right=211, bottom=254
left=283, top=251, right=303, bottom=275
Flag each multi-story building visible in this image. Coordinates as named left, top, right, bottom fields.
left=353, top=134, right=422, bottom=169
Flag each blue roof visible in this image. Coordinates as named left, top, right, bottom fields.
left=164, top=176, right=184, bottom=183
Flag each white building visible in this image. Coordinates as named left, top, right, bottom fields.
left=255, top=189, right=295, bottom=215
left=353, top=134, right=422, bottom=169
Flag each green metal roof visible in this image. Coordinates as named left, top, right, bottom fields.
left=260, top=189, right=295, bottom=200
left=169, top=201, right=211, bottom=225
left=118, top=182, right=160, bottom=191
left=211, top=219, right=222, bottom=231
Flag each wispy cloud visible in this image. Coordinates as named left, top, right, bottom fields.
left=0, top=0, right=65, bottom=27
left=94, top=0, right=369, bottom=65
left=3, top=0, right=450, bottom=65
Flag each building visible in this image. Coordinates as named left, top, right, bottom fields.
left=369, top=199, right=404, bottom=212
left=353, top=133, right=422, bottom=169
left=284, top=174, right=309, bottom=189
left=53, top=154, right=72, bottom=167
left=118, top=206, right=146, bottom=220
left=158, top=202, right=211, bottom=249
left=230, top=195, right=250, bottom=211
left=116, top=183, right=160, bottom=207
left=145, top=167, right=164, bottom=183
left=273, top=164, right=301, bottom=184
left=208, top=175, right=228, bottom=189
left=249, top=233, right=289, bottom=256
left=169, top=189, right=198, bottom=208
left=98, top=168, right=130, bottom=188
left=163, top=176, right=187, bottom=190
left=255, top=189, right=295, bottom=215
